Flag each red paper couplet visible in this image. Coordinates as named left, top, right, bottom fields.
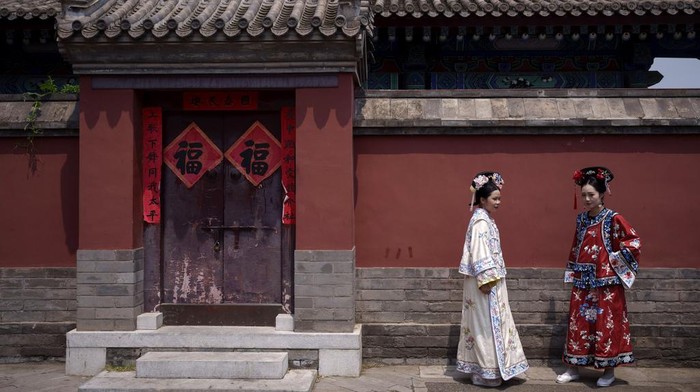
left=280, top=107, right=296, bottom=225
left=142, top=107, right=162, bottom=224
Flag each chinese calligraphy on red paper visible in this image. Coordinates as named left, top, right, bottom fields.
left=163, top=122, right=223, bottom=188
left=225, top=121, right=282, bottom=187
left=142, top=107, right=162, bottom=223
left=281, top=107, right=296, bottom=225
left=183, top=91, right=259, bottom=111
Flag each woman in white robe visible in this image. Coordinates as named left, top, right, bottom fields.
left=456, top=171, right=529, bottom=387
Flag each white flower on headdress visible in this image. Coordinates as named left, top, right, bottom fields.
left=473, top=175, right=489, bottom=191
left=471, top=173, right=505, bottom=192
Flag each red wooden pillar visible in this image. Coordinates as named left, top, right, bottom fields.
left=76, top=77, right=144, bottom=331
left=294, top=73, right=356, bottom=332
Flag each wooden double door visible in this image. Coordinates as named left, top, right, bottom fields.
left=159, top=110, right=292, bottom=325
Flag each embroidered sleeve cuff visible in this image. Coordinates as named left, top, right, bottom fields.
left=564, top=269, right=574, bottom=283
left=609, top=251, right=636, bottom=289
left=477, top=268, right=500, bottom=287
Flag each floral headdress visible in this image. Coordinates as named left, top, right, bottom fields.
left=572, top=166, right=614, bottom=187
left=469, top=171, right=504, bottom=211
left=571, top=166, right=614, bottom=209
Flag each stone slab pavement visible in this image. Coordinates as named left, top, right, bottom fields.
left=0, top=361, right=91, bottom=392
left=1, top=361, right=699, bottom=392
left=314, top=364, right=700, bottom=392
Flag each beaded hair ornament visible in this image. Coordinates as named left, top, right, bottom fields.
left=469, top=171, right=504, bottom=211
left=572, top=166, right=614, bottom=209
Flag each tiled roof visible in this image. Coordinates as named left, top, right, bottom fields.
left=0, top=0, right=60, bottom=20
left=56, top=0, right=371, bottom=40
left=371, top=0, right=700, bottom=18
left=5, top=1, right=698, bottom=40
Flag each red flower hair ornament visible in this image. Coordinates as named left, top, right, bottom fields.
left=571, top=166, right=614, bottom=209
left=572, top=166, right=614, bottom=187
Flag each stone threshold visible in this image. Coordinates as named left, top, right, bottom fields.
left=66, top=313, right=362, bottom=378
left=67, top=324, right=362, bottom=350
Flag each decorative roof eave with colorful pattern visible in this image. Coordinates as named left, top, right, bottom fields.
left=56, top=0, right=373, bottom=41
left=370, top=0, right=700, bottom=18
left=0, top=0, right=61, bottom=20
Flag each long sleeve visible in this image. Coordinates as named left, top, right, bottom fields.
left=608, top=214, right=641, bottom=288
left=469, top=220, right=501, bottom=287
left=564, top=217, right=581, bottom=283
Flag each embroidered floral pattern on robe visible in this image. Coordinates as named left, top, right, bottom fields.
left=457, top=208, right=529, bottom=381
left=562, top=208, right=640, bottom=368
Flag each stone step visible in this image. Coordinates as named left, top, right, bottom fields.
left=79, top=369, right=317, bottom=392
left=136, top=351, right=289, bottom=379
left=67, top=325, right=363, bottom=377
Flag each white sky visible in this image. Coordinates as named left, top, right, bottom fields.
left=649, top=58, right=700, bottom=88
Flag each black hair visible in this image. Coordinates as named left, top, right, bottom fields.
left=475, top=181, right=500, bottom=206
left=581, top=175, right=607, bottom=195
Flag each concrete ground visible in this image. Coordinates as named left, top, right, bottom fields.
left=1, top=361, right=699, bottom=391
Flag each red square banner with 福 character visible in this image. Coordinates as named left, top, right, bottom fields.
left=225, top=121, right=282, bottom=187
left=163, top=122, right=223, bottom=188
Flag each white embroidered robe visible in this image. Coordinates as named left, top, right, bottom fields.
left=457, top=208, right=529, bottom=381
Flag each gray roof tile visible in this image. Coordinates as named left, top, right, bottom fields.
left=371, top=0, right=700, bottom=18
left=48, top=0, right=700, bottom=41
left=2, top=1, right=697, bottom=40
left=56, top=0, right=370, bottom=40
left=0, top=0, right=60, bottom=20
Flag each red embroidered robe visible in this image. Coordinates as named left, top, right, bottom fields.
left=562, top=208, right=641, bottom=368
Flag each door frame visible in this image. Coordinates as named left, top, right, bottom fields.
left=142, top=90, right=295, bottom=326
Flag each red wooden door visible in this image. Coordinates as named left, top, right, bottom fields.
left=160, top=111, right=289, bottom=325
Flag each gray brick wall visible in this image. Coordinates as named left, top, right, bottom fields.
left=357, top=267, right=700, bottom=367
left=294, top=249, right=355, bottom=332
left=0, top=267, right=76, bottom=360
left=76, top=248, right=144, bottom=331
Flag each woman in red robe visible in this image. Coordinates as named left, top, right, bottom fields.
left=556, top=167, right=641, bottom=388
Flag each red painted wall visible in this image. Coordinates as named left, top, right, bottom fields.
left=79, top=78, right=143, bottom=250
left=0, top=138, right=78, bottom=267
left=295, top=74, right=355, bottom=250
left=354, top=134, right=700, bottom=268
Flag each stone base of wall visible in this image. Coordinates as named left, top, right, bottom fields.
left=357, top=267, right=700, bottom=368
left=294, top=249, right=355, bottom=332
left=0, top=267, right=76, bottom=362
left=0, top=322, right=75, bottom=361
left=76, top=249, right=144, bottom=331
